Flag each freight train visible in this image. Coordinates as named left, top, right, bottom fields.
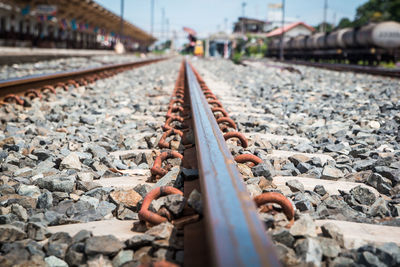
left=267, top=21, right=400, bottom=64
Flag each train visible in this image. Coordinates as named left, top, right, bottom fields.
left=267, top=21, right=400, bottom=64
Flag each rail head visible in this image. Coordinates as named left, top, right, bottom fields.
left=185, top=61, right=280, bottom=267
left=0, top=57, right=168, bottom=97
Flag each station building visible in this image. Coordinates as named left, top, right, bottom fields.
left=0, top=0, right=156, bottom=51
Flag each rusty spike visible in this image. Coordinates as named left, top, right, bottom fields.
left=55, top=82, right=68, bottom=91
left=150, top=151, right=183, bottom=179
left=162, top=116, right=185, bottom=131
left=234, top=154, right=263, bottom=167
left=3, top=94, right=24, bottom=105
left=211, top=107, right=229, bottom=117
left=138, top=186, right=183, bottom=225
left=158, top=129, right=184, bottom=149
left=208, top=99, right=223, bottom=108
left=24, top=89, right=42, bottom=100
left=67, top=79, right=80, bottom=88
left=254, top=192, right=295, bottom=227
left=216, top=116, right=237, bottom=129
left=41, top=85, right=56, bottom=94
left=224, top=132, right=248, bottom=148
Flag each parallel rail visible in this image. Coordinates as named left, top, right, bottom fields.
left=0, top=57, right=166, bottom=99
left=280, top=60, right=400, bottom=78
left=185, top=61, right=280, bottom=267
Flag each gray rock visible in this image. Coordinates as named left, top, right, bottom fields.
left=60, top=152, right=82, bottom=170
left=32, top=148, right=51, bottom=161
left=37, top=190, right=53, bottom=209
left=133, top=184, right=152, bottom=198
left=18, top=184, right=41, bottom=198
left=45, top=232, right=72, bottom=259
left=45, top=256, right=68, bottom=267
left=85, top=235, right=124, bottom=256
left=320, top=222, right=344, bottom=247
left=87, top=254, right=113, bottom=267
left=117, top=206, right=138, bottom=220
left=321, top=165, right=344, bottom=180
left=0, top=184, right=15, bottom=195
left=295, top=199, right=314, bottom=212
left=313, top=185, right=327, bottom=196
left=289, top=214, right=317, bottom=237
left=353, top=159, right=376, bottom=172
left=294, top=238, right=322, bottom=266
left=13, top=167, right=33, bottom=177
left=163, top=194, right=185, bottom=217
left=286, top=179, right=304, bottom=193
left=331, top=257, right=355, bottom=266
left=0, top=224, right=27, bottom=241
left=369, top=198, right=390, bottom=217
left=97, top=201, right=116, bottom=217
left=11, top=204, right=28, bottom=222
left=297, top=162, right=311, bottom=174
left=251, top=162, right=275, bottom=179
left=188, top=189, right=203, bottom=215
left=145, top=222, right=174, bottom=240
left=125, top=234, right=156, bottom=249
left=246, top=183, right=262, bottom=197
left=65, top=245, right=85, bottom=266
left=153, top=166, right=180, bottom=188
left=72, top=229, right=92, bottom=243
left=376, top=242, right=400, bottom=266
left=80, top=115, right=96, bottom=125
left=77, top=172, right=94, bottom=182
left=350, top=185, right=376, bottom=205
left=112, top=250, right=134, bottom=267
left=360, top=251, right=386, bottom=267
left=272, top=228, right=295, bottom=248
left=181, top=168, right=199, bottom=180
left=26, top=222, right=50, bottom=241
left=317, top=237, right=341, bottom=258
left=87, top=143, right=107, bottom=160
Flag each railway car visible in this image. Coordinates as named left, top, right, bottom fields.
left=266, top=21, right=400, bottom=64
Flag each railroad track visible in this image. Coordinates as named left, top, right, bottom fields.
left=0, top=57, right=399, bottom=266
left=0, top=57, right=166, bottom=106
left=279, top=60, right=400, bottom=78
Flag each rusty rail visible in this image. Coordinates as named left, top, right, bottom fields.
left=280, top=60, right=400, bottom=78
left=0, top=57, right=167, bottom=98
left=185, top=61, right=280, bottom=267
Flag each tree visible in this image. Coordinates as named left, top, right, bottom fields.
left=337, top=17, right=353, bottom=28
left=353, top=0, right=400, bottom=27
left=314, top=22, right=334, bottom=32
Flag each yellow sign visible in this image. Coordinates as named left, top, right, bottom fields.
left=268, top=3, right=283, bottom=9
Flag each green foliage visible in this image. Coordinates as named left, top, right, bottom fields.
left=337, top=17, right=353, bottom=28
left=314, top=22, right=334, bottom=32
left=232, top=51, right=244, bottom=64
left=336, top=1, right=400, bottom=29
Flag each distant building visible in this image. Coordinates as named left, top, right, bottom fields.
left=266, top=22, right=315, bottom=40
left=233, top=17, right=270, bottom=36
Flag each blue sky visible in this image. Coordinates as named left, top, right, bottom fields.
left=95, top=0, right=367, bottom=40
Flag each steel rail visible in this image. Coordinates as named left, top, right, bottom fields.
left=0, top=57, right=167, bottom=97
left=280, top=60, right=400, bottom=78
left=185, top=61, right=280, bottom=267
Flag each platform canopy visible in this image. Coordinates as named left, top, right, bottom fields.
left=3, top=0, right=156, bottom=44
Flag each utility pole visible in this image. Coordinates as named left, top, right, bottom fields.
left=322, top=0, right=328, bottom=32
left=166, top=18, right=169, bottom=40
left=161, top=7, right=165, bottom=40
left=120, top=0, right=124, bottom=39
left=279, top=0, right=285, bottom=60
left=241, top=2, right=246, bottom=34
left=150, top=0, right=154, bottom=35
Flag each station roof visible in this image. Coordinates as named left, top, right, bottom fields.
left=3, top=0, right=156, bottom=44
left=266, top=22, right=315, bottom=38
